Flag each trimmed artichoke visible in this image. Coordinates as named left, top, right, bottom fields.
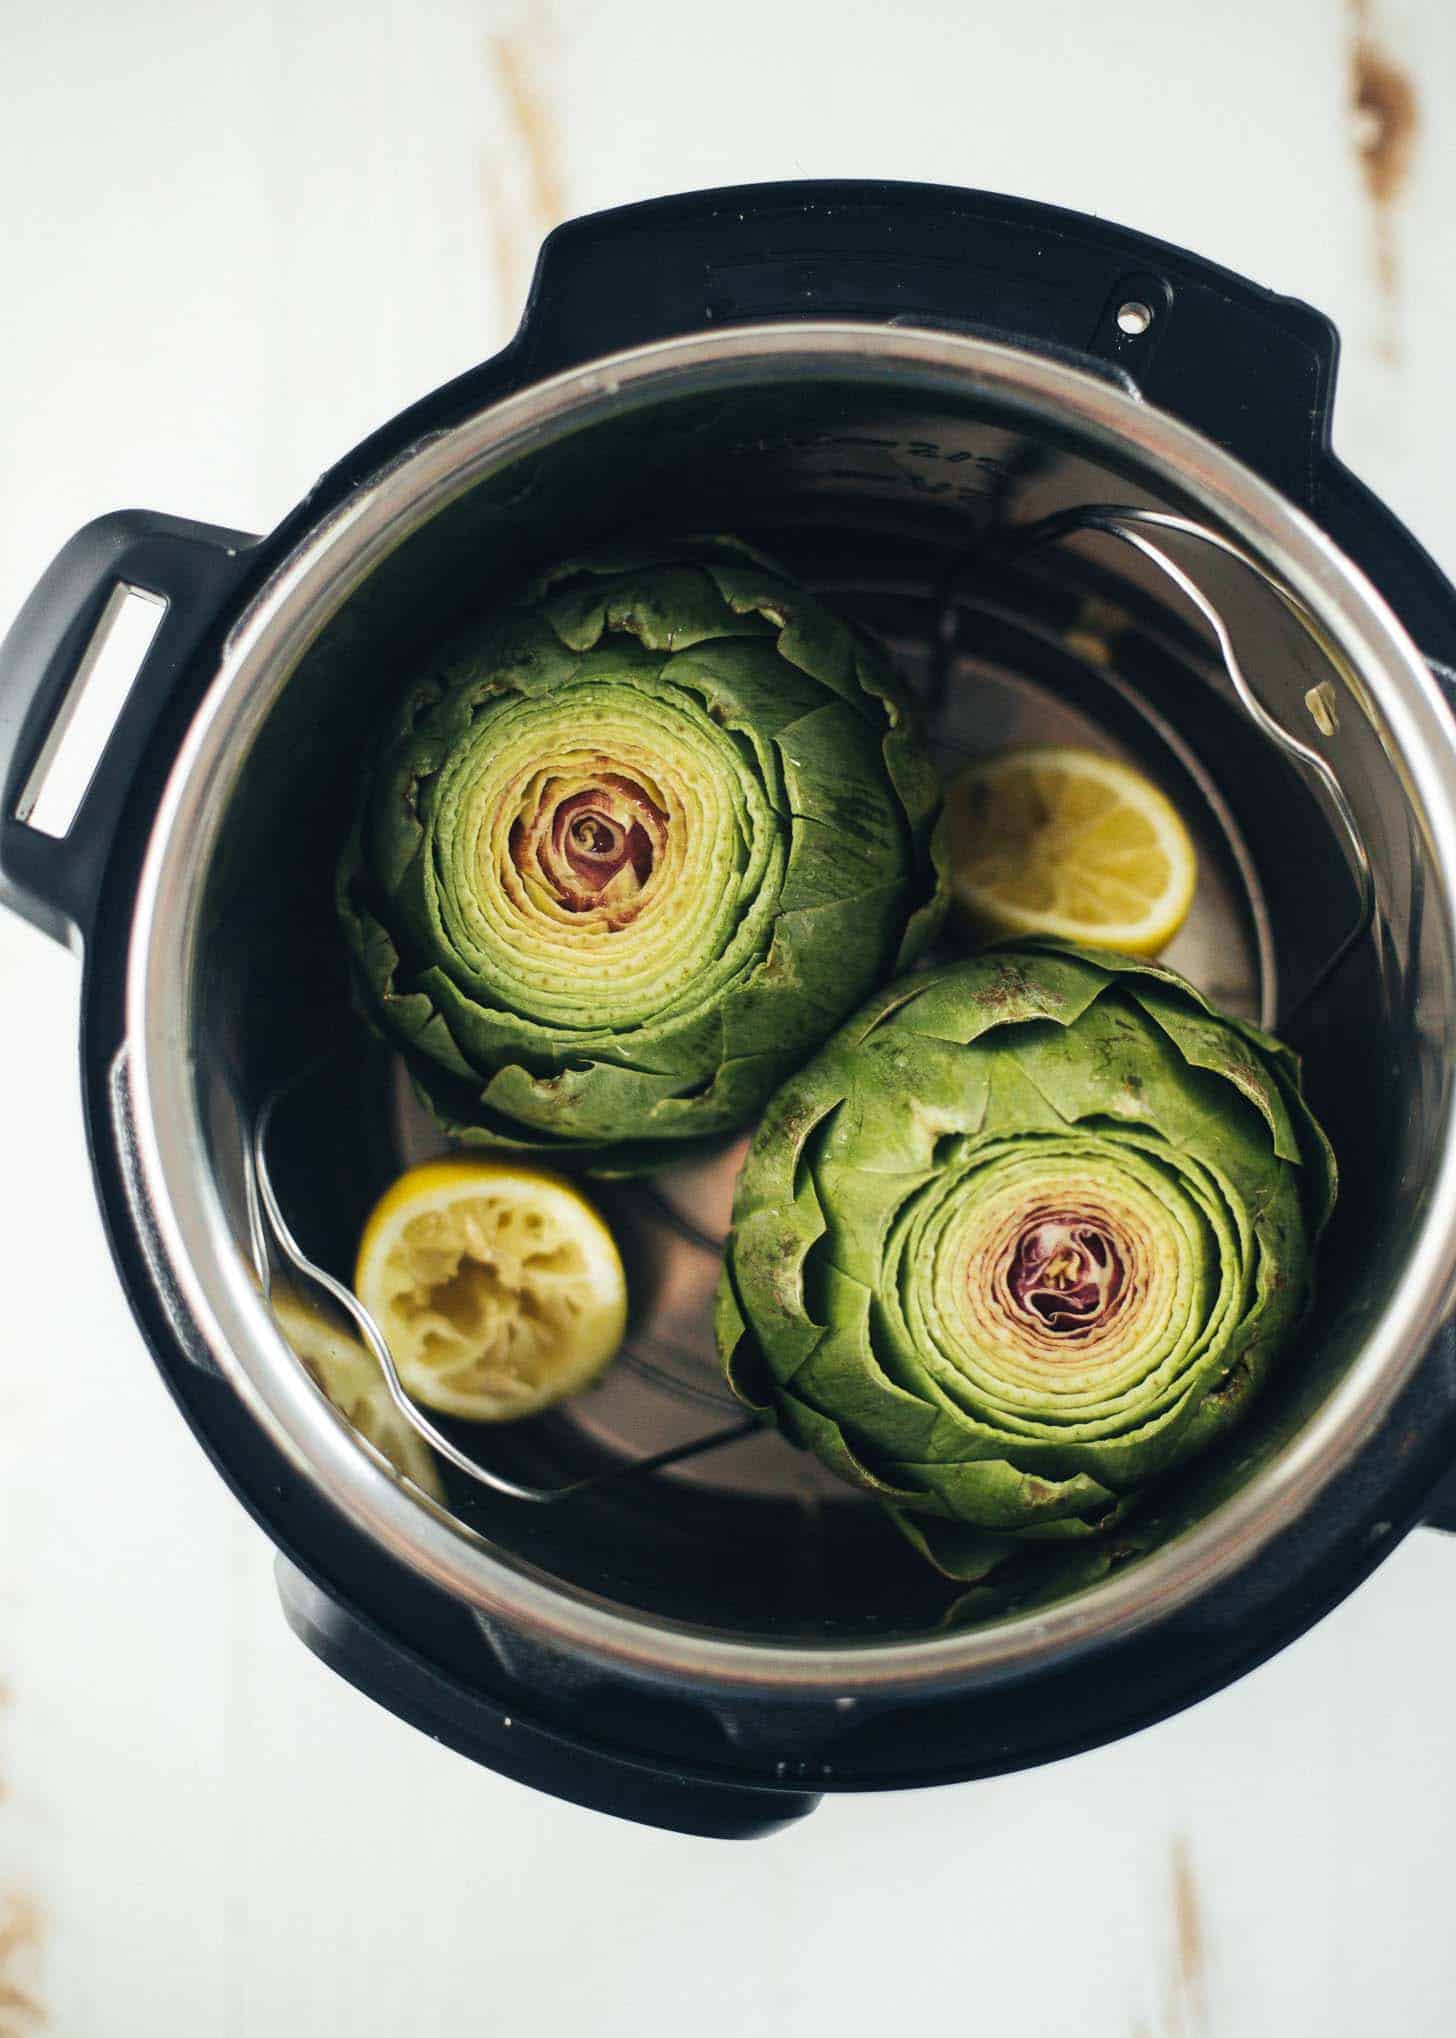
left=717, top=938, right=1336, bottom=1581
left=338, top=541, right=944, bottom=1168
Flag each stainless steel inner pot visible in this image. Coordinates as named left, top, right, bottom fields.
left=122, top=324, right=1456, bottom=1702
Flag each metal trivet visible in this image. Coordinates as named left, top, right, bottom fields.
left=930, top=504, right=1376, bottom=1032
left=248, top=500, right=1380, bottom=1503
left=247, top=1085, right=759, bottom=1503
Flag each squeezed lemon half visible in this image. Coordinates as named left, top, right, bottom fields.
left=354, top=1158, right=627, bottom=1422
left=270, top=1289, right=444, bottom=1499
left=944, top=744, right=1197, bottom=955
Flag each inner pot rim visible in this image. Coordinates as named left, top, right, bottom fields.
left=125, top=321, right=1456, bottom=1698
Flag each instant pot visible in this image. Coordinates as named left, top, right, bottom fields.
left=6, top=182, right=1456, bottom=1840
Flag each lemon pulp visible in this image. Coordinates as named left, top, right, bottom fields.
left=945, top=744, right=1197, bottom=955
left=355, top=1158, right=627, bottom=1421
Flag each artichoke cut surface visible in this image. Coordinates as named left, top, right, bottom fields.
left=716, top=938, right=1336, bottom=1581
left=339, top=540, right=944, bottom=1166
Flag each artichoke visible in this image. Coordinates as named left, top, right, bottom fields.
left=337, top=541, right=943, bottom=1168
left=717, top=938, right=1336, bottom=1581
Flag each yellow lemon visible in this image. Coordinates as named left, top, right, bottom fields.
left=944, top=744, right=1197, bottom=955
left=270, top=1289, right=444, bottom=1498
left=354, top=1158, right=627, bottom=1422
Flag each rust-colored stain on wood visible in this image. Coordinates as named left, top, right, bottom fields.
left=0, top=1682, right=41, bottom=2029
left=0, top=1892, right=44, bottom=2034
left=491, top=24, right=566, bottom=242
left=480, top=159, right=525, bottom=341
left=1347, top=0, right=1420, bottom=361
left=1170, top=1835, right=1208, bottom=2026
left=1150, top=1834, right=1209, bottom=2037
left=483, top=8, right=568, bottom=337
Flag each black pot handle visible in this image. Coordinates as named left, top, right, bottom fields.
left=519, top=180, right=1339, bottom=507
left=0, top=509, right=258, bottom=948
left=275, top=1558, right=820, bottom=1840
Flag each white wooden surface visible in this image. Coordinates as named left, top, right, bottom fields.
left=2, top=2, right=1454, bottom=2031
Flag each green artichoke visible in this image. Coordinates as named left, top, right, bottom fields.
left=337, top=540, right=943, bottom=1167
left=717, top=938, right=1336, bottom=1581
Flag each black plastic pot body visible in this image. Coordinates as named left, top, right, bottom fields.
left=5, top=183, right=1456, bottom=1841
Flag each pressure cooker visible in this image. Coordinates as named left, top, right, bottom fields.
left=5, top=181, right=1456, bottom=1839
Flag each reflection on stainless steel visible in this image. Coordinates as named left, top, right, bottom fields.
left=121, top=325, right=1456, bottom=1694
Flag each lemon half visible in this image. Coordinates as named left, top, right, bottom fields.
left=355, top=1158, right=627, bottom=1422
left=270, top=1289, right=444, bottom=1499
left=944, top=744, right=1197, bottom=955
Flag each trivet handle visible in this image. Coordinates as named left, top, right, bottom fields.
left=275, top=1557, right=822, bottom=1841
